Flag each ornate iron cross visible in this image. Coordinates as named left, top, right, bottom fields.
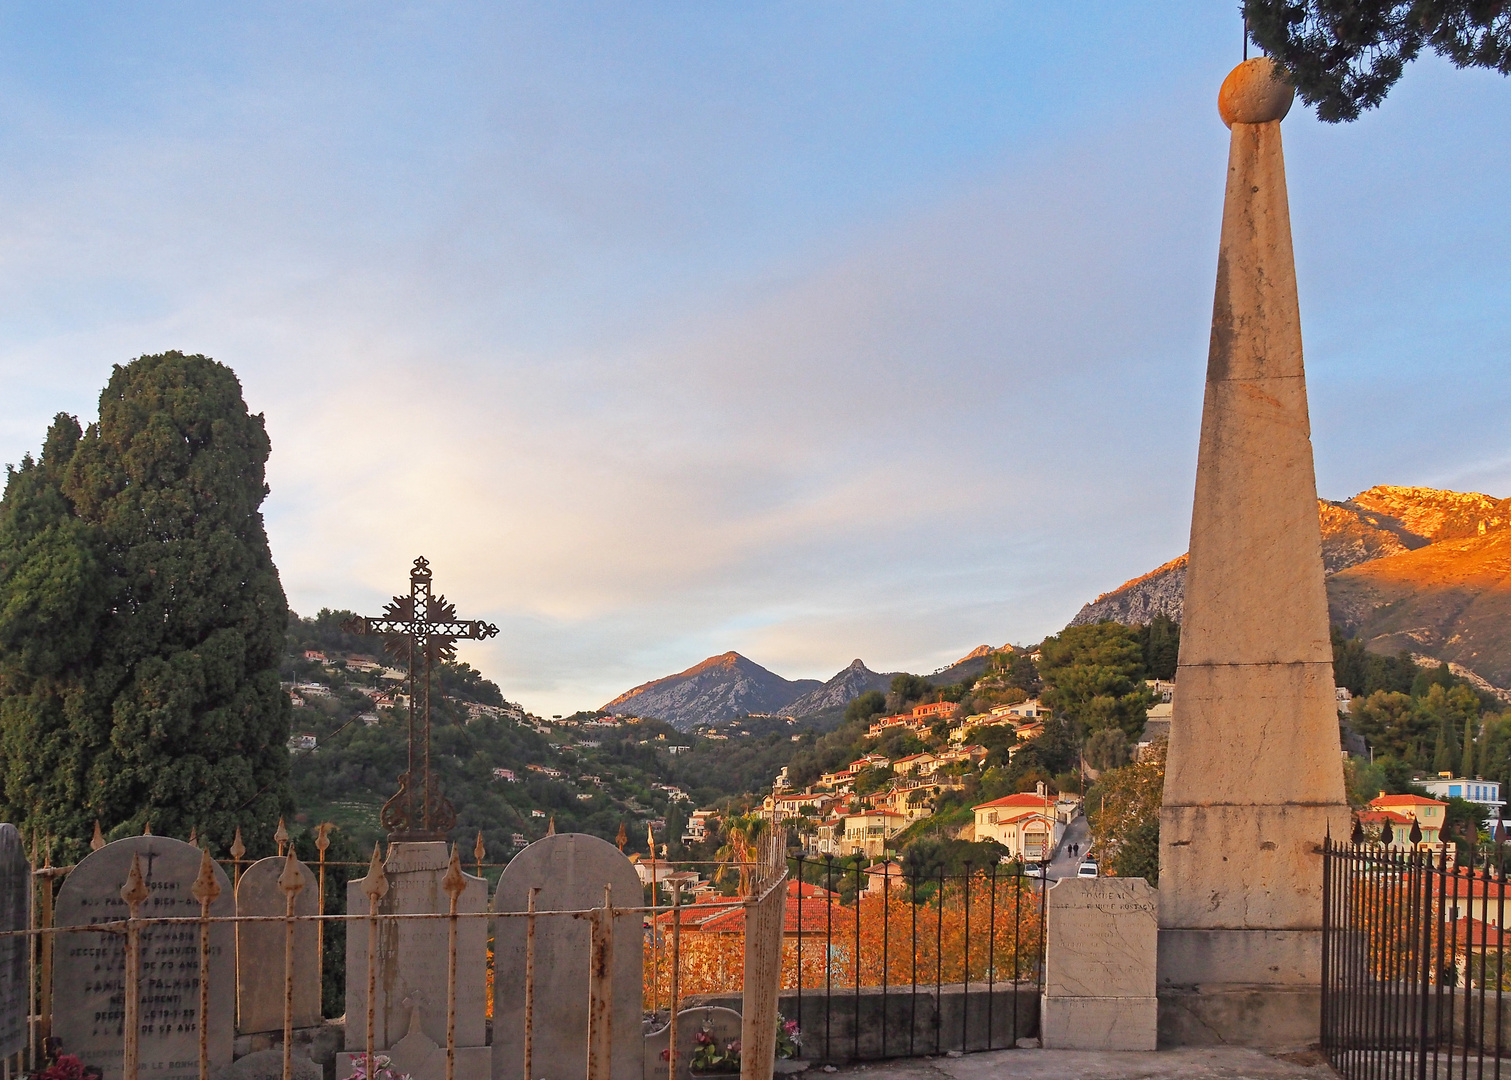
left=343, top=557, right=499, bottom=840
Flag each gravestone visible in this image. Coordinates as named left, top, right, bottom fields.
left=339, top=842, right=489, bottom=1080
left=1040, top=877, right=1157, bottom=1051
left=491, top=833, right=643, bottom=1080
left=0, top=824, right=28, bottom=1059
left=643, top=1007, right=743, bottom=1080
left=53, top=836, right=234, bottom=1080
left=235, top=855, right=320, bottom=1034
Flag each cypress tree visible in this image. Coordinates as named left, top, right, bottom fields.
left=1463, top=715, right=1476, bottom=778
left=0, top=353, right=291, bottom=858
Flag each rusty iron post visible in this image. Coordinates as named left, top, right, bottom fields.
left=191, top=848, right=222, bottom=1080
left=360, top=845, right=389, bottom=1079
left=443, top=848, right=467, bottom=1080
left=230, top=827, right=246, bottom=1029
left=274, top=818, right=290, bottom=859
left=667, top=882, right=681, bottom=1080
left=37, top=848, right=55, bottom=1047
left=647, top=830, right=658, bottom=1017
left=473, top=831, right=485, bottom=880
left=314, top=823, right=332, bottom=995
left=278, top=850, right=305, bottom=1080
left=121, top=854, right=150, bottom=1080
left=586, top=885, right=613, bottom=1080
left=522, top=887, right=539, bottom=1080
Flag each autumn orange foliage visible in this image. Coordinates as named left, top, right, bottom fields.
left=643, top=873, right=1043, bottom=1007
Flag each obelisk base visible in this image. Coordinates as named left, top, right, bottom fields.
left=1158, top=984, right=1321, bottom=1048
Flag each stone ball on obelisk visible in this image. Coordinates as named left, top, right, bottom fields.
left=1218, top=56, right=1295, bottom=127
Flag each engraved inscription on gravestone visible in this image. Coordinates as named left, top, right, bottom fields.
left=491, top=834, right=644, bottom=1080
left=1040, top=877, right=1157, bottom=1051
left=53, top=836, right=234, bottom=1080
left=236, top=856, right=321, bottom=1034
left=0, top=824, right=29, bottom=1059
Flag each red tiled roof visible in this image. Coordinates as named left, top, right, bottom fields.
left=973, top=793, right=1054, bottom=811
left=1371, top=794, right=1447, bottom=807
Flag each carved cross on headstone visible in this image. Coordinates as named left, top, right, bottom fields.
left=344, top=557, right=499, bottom=839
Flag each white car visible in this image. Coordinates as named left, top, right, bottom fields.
left=1076, top=859, right=1099, bottom=879
left=1024, top=863, right=1045, bottom=878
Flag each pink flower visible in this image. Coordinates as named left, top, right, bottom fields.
left=660, top=1049, right=672, bottom=1062
left=695, top=1031, right=712, bottom=1045
left=726, top=1041, right=741, bottom=1054
left=783, top=1020, right=799, bottom=1036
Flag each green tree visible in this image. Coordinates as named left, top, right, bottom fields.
left=0, top=353, right=292, bottom=858
left=1135, top=615, right=1180, bottom=681
left=843, top=690, right=886, bottom=726
left=1245, top=0, right=1511, bottom=123
left=1038, top=622, right=1152, bottom=739
left=1462, top=713, right=1476, bottom=778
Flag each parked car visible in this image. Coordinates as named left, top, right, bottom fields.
left=1024, top=863, right=1045, bottom=878
left=1076, top=859, right=1099, bottom=878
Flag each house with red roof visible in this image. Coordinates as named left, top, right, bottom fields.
left=972, top=791, right=1061, bottom=862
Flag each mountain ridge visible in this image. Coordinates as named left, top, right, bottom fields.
left=1072, top=485, right=1511, bottom=689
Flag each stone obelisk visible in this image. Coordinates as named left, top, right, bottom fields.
left=1157, top=57, right=1350, bottom=1046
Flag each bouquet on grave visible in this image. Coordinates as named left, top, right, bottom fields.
left=775, top=1013, right=802, bottom=1060
left=688, top=1021, right=740, bottom=1074
left=341, top=1053, right=414, bottom=1080
left=27, top=1038, right=100, bottom=1080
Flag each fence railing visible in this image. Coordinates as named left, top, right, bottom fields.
left=1322, top=836, right=1511, bottom=1079
left=3, top=832, right=1046, bottom=1080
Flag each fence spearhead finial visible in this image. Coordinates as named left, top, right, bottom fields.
left=142, top=820, right=151, bottom=836
left=548, top=816, right=555, bottom=836
left=192, top=846, right=222, bottom=906
left=91, top=821, right=105, bottom=851
left=315, top=823, right=333, bottom=855
left=121, top=853, right=150, bottom=911
left=279, top=848, right=306, bottom=896
left=361, top=842, right=389, bottom=902
left=443, top=846, right=467, bottom=901
left=230, top=827, right=246, bottom=861
left=473, top=830, right=485, bottom=866
left=275, top=816, right=290, bottom=853
left=188, top=826, right=198, bottom=847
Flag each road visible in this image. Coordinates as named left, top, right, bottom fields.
left=1044, top=813, right=1090, bottom=882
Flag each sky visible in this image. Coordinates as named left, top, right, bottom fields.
left=1, top=4, right=1507, bottom=717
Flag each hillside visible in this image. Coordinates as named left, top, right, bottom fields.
left=601, top=651, right=822, bottom=729
left=1329, top=528, right=1511, bottom=689
left=1070, top=485, right=1511, bottom=690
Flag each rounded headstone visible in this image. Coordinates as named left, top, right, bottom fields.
left=1218, top=57, right=1294, bottom=128
left=53, top=835, right=234, bottom=1080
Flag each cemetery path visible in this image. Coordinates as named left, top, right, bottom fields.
left=813, top=1046, right=1339, bottom=1079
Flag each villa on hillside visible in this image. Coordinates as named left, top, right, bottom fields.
left=972, top=791, right=1063, bottom=862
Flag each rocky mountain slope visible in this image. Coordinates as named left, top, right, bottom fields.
left=783, top=659, right=894, bottom=717
left=601, top=652, right=822, bottom=730
left=1071, top=485, right=1511, bottom=689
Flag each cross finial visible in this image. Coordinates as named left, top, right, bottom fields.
left=342, top=556, right=499, bottom=840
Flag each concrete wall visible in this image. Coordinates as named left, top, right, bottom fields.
left=684, top=983, right=1039, bottom=1063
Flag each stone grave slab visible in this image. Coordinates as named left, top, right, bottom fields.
left=1040, top=877, right=1157, bottom=1051
left=339, top=841, right=488, bottom=1080
left=491, top=833, right=644, bottom=1080
left=643, top=1006, right=743, bottom=1080
left=0, top=824, right=28, bottom=1059
left=236, top=855, right=320, bottom=1034
left=53, top=836, right=234, bottom=1080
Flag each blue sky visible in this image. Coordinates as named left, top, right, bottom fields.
left=1, top=4, right=1507, bottom=716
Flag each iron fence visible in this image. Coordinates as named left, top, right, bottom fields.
left=3, top=832, right=1047, bottom=1080
left=1322, top=836, right=1511, bottom=1079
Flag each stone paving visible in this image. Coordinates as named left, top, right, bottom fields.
left=812, top=1046, right=1340, bottom=1080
